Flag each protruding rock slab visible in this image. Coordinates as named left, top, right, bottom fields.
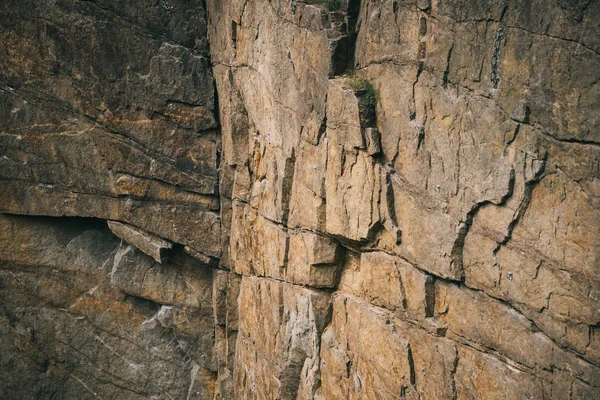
left=287, top=231, right=343, bottom=289
left=325, top=79, right=382, bottom=242
left=0, top=182, right=222, bottom=258
left=107, top=220, right=172, bottom=263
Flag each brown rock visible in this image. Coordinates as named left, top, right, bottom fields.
left=230, top=201, right=288, bottom=279
left=0, top=214, right=216, bottom=398
left=365, top=127, right=381, bottom=156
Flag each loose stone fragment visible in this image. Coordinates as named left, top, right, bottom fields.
left=107, top=220, right=172, bottom=263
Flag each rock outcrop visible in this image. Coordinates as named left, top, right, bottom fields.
left=1, top=0, right=599, bottom=398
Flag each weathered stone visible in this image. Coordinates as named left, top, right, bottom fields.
left=212, top=270, right=241, bottom=399
left=325, top=90, right=383, bottom=241
left=0, top=179, right=221, bottom=259
left=232, top=164, right=252, bottom=203
left=248, top=145, right=296, bottom=224
left=230, top=201, right=288, bottom=279
left=0, top=214, right=216, bottom=399
left=318, top=295, right=414, bottom=399
left=0, top=0, right=221, bottom=262
left=288, top=139, right=328, bottom=231
left=107, top=220, right=172, bottom=263
left=434, top=279, right=600, bottom=389
left=287, top=230, right=342, bottom=288
left=435, top=280, right=554, bottom=369
left=234, top=276, right=331, bottom=399
left=110, top=242, right=213, bottom=311
left=343, top=251, right=405, bottom=310
left=338, top=250, right=436, bottom=321
left=319, top=294, right=457, bottom=399
left=0, top=0, right=218, bottom=185
left=455, top=346, right=548, bottom=400
left=462, top=147, right=600, bottom=359
left=184, top=245, right=214, bottom=265
left=365, top=127, right=381, bottom=156
left=2, top=0, right=599, bottom=397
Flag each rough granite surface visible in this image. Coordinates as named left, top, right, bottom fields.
left=1, top=0, right=599, bottom=399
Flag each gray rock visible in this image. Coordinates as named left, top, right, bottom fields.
left=108, top=220, right=172, bottom=263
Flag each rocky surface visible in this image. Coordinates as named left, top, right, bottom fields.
left=1, top=0, right=599, bottom=398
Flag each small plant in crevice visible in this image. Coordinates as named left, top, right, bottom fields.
left=344, top=72, right=378, bottom=104
left=344, top=71, right=378, bottom=128
left=325, top=0, right=341, bottom=11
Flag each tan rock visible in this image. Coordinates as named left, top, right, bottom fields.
left=230, top=201, right=288, bottom=279
left=513, top=173, right=600, bottom=285
left=110, top=243, right=213, bottom=309
left=232, top=164, right=252, bottom=203
left=365, top=127, right=381, bottom=156
left=357, top=251, right=404, bottom=310
left=462, top=155, right=600, bottom=358
left=3, top=0, right=600, bottom=397
left=433, top=280, right=600, bottom=386
left=234, top=276, right=331, bottom=399
left=287, top=231, right=342, bottom=288
left=288, top=139, right=328, bottom=231
left=455, top=346, right=547, bottom=400
left=319, top=294, right=457, bottom=399
left=339, top=250, right=435, bottom=320
left=319, top=294, right=414, bottom=399
left=249, top=144, right=296, bottom=224
left=434, top=280, right=554, bottom=369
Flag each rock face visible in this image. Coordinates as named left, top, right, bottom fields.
left=1, top=0, right=599, bottom=399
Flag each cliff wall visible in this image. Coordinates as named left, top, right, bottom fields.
left=1, top=0, right=599, bottom=398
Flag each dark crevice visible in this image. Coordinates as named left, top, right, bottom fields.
left=328, top=0, right=362, bottom=76
left=442, top=42, right=454, bottom=89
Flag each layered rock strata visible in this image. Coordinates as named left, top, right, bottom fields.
left=1, top=0, right=599, bottom=398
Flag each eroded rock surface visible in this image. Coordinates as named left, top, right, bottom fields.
left=1, top=0, right=599, bottom=398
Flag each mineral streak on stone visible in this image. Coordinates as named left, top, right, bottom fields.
left=107, top=220, right=173, bottom=263
left=2, top=0, right=600, bottom=399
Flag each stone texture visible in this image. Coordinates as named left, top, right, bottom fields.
left=318, top=294, right=458, bottom=399
left=454, top=346, right=547, bottom=400
left=0, top=0, right=221, bottom=259
left=234, top=276, right=331, bottom=399
left=2, top=0, right=599, bottom=398
left=365, top=127, right=381, bottom=156
left=0, top=214, right=216, bottom=399
left=287, top=230, right=343, bottom=289
left=107, top=220, right=172, bottom=263
left=324, top=79, right=384, bottom=242
left=230, top=201, right=289, bottom=279
left=338, top=251, right=434, bottom=318
left=212, top=270, right=241, bottom=399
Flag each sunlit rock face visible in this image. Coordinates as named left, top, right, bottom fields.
left=1, top=0, right=599, bottom=398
